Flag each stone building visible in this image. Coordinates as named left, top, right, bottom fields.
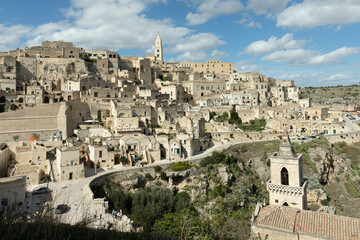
left=191, top=60, right=233, bottom=75
left=251, top=136, right=360, bottom=239
left=56, top=147, right=85, bottom=181
left=154, top=34, right=163, bottom=63
left=267, top=136, right=307, bottom=210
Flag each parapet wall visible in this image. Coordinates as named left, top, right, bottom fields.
left=325, top=131, right=360, bottom=144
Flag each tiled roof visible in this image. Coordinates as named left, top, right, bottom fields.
left=255, top=206, right=360, bottom=240
left=255, top=205, right=299, bottom=232
left=296, top=210, right=360, bottom=240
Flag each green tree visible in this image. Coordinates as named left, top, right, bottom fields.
left=12, top=135, right=19, bottom=142
left=229, top=110, right=242, bottom=125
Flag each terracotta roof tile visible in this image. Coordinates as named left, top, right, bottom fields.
left=255, top=206, right=299, bottom=232
left=255, top=206, right=360, bottom=240
left=296, top=210, right=360, bottom=240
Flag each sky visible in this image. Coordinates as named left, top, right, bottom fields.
left=0, top=0, right=360, bottom=87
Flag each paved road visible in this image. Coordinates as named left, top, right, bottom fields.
left=29, top=139, right=274, bottom=225
left=343, top=117, right=360, bottom=132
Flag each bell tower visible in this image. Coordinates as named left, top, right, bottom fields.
left=155, top=33, right=163, bottom=63
left=267, top=135, right=307, bottom=210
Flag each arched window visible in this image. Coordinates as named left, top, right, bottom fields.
left=281, top=167, right=289, bottom=185
left=283, top=202, right=289, bottom=206
left=94, top=92, right=98, bottom=97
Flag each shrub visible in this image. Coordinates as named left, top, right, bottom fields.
left=320, top=199, right=329, bottom=206
left=211, top=184, right=231, bottom=198
left=120, top=156, right=129, bottom=165
left=154, top=166, right=162, bottom=173
left=170, top=161, right=192, bottom=171
left=10, top=104, right=18, bottom=111
left=160, top=171, right=167, bottom=180
left=145, top=173, right=153, bottom=180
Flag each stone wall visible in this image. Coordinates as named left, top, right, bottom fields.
left=0, top=100, right=90, bottom=141
left=325, top=131, right=360, bottom=144
left=0, top=148, right=9, bottom=178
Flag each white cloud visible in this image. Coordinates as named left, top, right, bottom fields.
left=18, top=0, right=228, bottom=62
left=323, top=73, right=352, bottom=82
left=235, top=59, right=263, bottom=72
left=186, top=0, right=244, bottom=25
left=235, top=17, right=262, bottom=29
left=242, top=33, right=306, bottom=55
left=277, top=0, right=360, bottom=28
left=262, top=47, right=360, bottom=66
left=277, top=71, right=356, bottom=87
left=0, top=24, right=32, bottom=51
left=247, top=0, right=290, bottom=15
left=26, top=0, right=193, bottom=51
left=168, top=33, right=226, bottom=53
left=169, top=49, right=227, bottom=62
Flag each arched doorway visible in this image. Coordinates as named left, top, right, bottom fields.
left=68, top=96, right=72, bottom=101
left=114, top=154, right=120, bottom=165
left=19, top=98, right=23, bottom=103
left=281, top=167, right=289, bottom=185
left=94, top=92, right=98, bottom=97
left=43, top=96, right=49, bottom=104
left=97, top=110, right=102, bottom=120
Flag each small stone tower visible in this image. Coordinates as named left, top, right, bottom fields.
left=155, top=33, right=163, bottom=63
left=267, top=135, right=307, bottom=210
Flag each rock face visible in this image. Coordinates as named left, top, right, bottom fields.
left=307, top=188, right=328, bottom=204
left=218, top=166, right=233, bottom=185
left=120, top=174, right=147, bottom=191
left=318, top=150, right=335, bottom=185
left=318, top=206, right=336, bottom=215
left=166, top=170, right=190, bottom=178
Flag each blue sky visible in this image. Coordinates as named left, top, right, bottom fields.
left=0, top=0, right=360, bottom=87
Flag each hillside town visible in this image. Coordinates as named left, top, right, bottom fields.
left=1, top=36, right=360, bottom=239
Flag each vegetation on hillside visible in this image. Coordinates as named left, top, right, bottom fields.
left=213, top=110, right=266, bottom=131
left=101, top=142, right=275, bottom=239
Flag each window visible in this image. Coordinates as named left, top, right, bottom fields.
left=99, top=151, right=102, bottom=158
left=281, top=168, right=289, bottom=185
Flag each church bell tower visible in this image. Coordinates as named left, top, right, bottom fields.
left=155, top=33, right=163, bottom=63
left=267, top=135, right=308, bottom=210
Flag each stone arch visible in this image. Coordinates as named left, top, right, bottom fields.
left=68, top=96, right=72, bottom=101
left=281, top=167, right=289, bottom=185
left=94, top=92, right=98, bottom=98
left=43, top=96, right=50, bottom=104
left=114, top=154, right=120, bottom=165
left=18, top=97, right=23, bottom=103
left=109, top=54, right=112, bottom=58
left=119, top=113, right=125, bottom=118
left=60, top=97, right=64, bottom=102
left=282, top=202, right=289, bottom=206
